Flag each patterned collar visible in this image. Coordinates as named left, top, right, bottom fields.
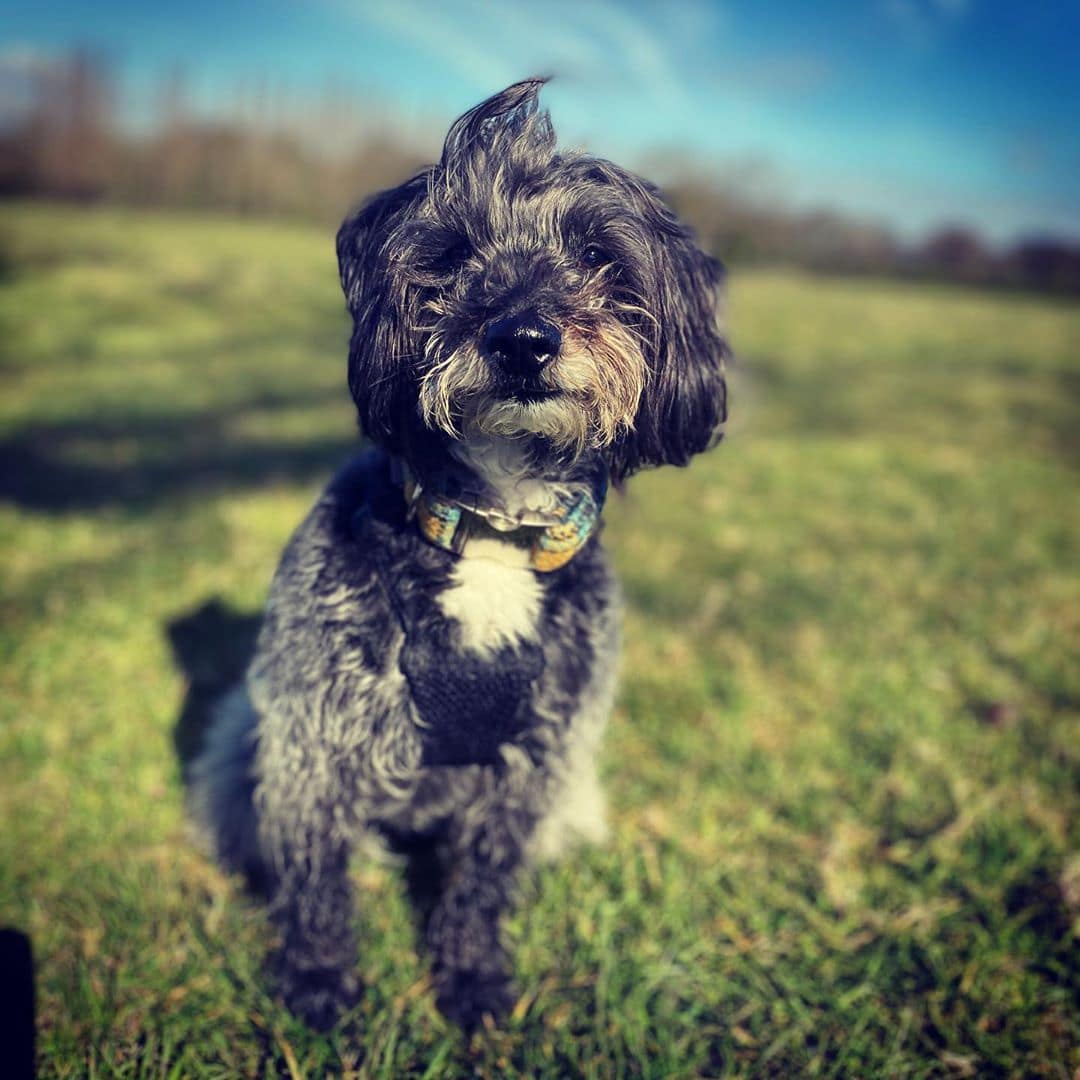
left=393, top=457, right=608, bottom=572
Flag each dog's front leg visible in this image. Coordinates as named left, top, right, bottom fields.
left=252, top=663, right=426, bottom=1030
left=426, top=798, right=533, bottom=1032
left=267, top=818, right=362, bottom=1031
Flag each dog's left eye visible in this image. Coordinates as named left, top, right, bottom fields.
left=441, top=239, right=472, bottom=266
left=579, top=244, right=609, bottom=270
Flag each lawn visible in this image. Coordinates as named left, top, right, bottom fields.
left=0, top=202, right=1077, bottom=1078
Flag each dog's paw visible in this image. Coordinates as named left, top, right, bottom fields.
left=434, top=967, right=518, bottom=1033
left=277, top=965, right=361, bottom=1032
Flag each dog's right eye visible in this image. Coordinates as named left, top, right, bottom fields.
left=440, top=239, right=472, bottom=267
left=579, top=244, right=610, bottom=270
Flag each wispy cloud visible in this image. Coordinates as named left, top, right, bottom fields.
left=880, top=0, right=972, bottom=48
left=337, top=0, right=717, bottom=112
left=712, top=51, right=833, bottom=96
left=0, top=42, right=56, bottom=76
left=350, top=0, right=517, bottom=91
left=570, top=0, right=695, bottom=109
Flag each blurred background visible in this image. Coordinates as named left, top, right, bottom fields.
left=2, top=0, right=1078, bottom=288
left=1, top=2, right=1077, bottom=1077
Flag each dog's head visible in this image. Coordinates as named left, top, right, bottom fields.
left=337, top=78, right=727, bottom=483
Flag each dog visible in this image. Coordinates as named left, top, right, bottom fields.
left=189, top=78, right=727, bottom=1033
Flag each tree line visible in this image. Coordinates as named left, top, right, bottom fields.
left=1, top=49, right=1076, bottom=294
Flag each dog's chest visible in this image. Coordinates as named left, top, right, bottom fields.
left=393, top=539, right=548, bottom=766
left=435, top=539, right=543, bottom=657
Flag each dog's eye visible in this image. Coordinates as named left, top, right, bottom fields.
left=441, top=239, right=472, bottom=266
left=579, top=244, right=609, bottom=270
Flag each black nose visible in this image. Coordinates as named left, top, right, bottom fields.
left=482, top=311, right=561, bottom=376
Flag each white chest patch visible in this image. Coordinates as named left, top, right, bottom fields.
left=437, top=539, right=543, bottom=657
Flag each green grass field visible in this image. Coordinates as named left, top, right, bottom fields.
left=1, top=202, right=1077, bottom=1078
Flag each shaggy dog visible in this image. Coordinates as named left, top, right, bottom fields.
left=190, top=78, right=727, bottom=1033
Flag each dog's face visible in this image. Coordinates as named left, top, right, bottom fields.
left=337, top=79, right=727, bottom=482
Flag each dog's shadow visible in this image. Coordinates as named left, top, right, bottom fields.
left=167, top=597, right=447, bottom=930
left=167, top=598, right=262, bottom=780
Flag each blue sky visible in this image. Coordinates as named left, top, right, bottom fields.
left=4, top=0, right=1078, bottom=243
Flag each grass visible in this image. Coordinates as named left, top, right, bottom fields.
left=1, top=201, right=1077, bottom=1078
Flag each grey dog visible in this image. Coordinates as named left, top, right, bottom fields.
left=190, top=78, right=727, bottom=1033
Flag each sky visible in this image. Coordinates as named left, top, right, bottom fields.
left=3, top=0, right=1078, bottom=244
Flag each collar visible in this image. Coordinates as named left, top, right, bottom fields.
left=394, top=457, right=607, bottom=573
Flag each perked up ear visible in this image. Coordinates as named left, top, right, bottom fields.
left=440, top=77, right=554, bottom=172
left=608, top=192, right=728, bottom=482
left=336, top=176, right=428, bottom=451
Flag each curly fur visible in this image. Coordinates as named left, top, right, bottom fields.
left=189, top=78, right=727, bottom=1034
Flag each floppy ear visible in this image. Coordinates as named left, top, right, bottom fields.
left=608, top=192, right=728, bottom=482
left=336, top=176, right=427, bottom=452
left=337, top=175, right=426, bottom=316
